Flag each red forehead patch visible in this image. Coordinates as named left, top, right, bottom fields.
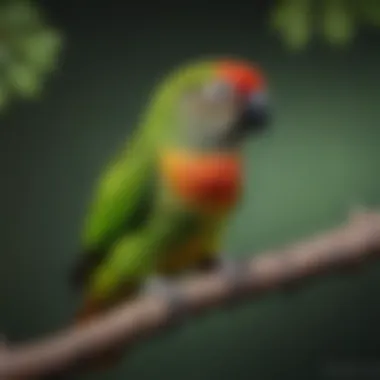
left=216, top=60, right=265, bottom=95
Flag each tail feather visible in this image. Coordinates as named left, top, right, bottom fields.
left=70, top=249, right=105, bottom=291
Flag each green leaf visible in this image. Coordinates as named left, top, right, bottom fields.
left=0, top=43, right=11, bottom=66
left=270, top=0, right=313, bottom=50
left=357, top=0, right=380, bottom=27
left=0, top=0, right=63, bottom=113
left=320, top=0, right=356, bottom=46
left=0, top=0, right=42, bottom=31
left=7, top=63, right=41, bottom=97
left=15, top=28, right=62, bottom=72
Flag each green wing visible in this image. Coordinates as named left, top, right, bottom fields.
left=71, top=134, right=156, bottom=289
left=86, top=188, right=204, bottom=302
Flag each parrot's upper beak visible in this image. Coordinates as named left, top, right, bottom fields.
left=239, top=90, right=270, bottom=134
left=216, top=60, right=271, bottom=136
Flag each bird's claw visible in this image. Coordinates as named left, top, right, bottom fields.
left=143, top=276, right=188, bottom=325
left=196, top=254, right=248, bottom=300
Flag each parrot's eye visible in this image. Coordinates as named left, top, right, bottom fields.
left=202, top=81, right=234, bottom=102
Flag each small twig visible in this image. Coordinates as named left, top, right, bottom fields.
left=1, top=210, right=380, bottom=379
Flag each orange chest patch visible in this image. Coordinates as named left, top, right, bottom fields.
left=159, top=150, right=243, bottom=211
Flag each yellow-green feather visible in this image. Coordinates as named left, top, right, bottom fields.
left=74, top=60, right=217, bottom=288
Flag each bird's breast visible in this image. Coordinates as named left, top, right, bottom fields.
left=159, top=149, right=243, bottom=212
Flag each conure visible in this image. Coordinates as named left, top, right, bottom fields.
left=70, top=57, right=271, bottom=371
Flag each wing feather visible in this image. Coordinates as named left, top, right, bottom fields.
left=71, top=136, right=156, bottom=289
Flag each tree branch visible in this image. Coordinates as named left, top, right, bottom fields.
left=1, top=209, right=380, bottom=379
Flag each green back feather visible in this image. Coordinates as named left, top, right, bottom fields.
left=80, top=60, right=216, bottom=252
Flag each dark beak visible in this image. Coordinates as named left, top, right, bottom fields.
left=239, top=91, right=270, bottom=134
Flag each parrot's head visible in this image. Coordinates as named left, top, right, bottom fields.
left=144, top=58, right=271, bottom=153
left=181, top=60, right=269, bottom=148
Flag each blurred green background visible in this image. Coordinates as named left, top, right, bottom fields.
left=1, top=1, right=380, bottom=379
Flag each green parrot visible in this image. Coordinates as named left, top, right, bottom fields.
left=70, top=57, right=271, bottom=370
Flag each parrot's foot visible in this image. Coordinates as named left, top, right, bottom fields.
left=143, top=276, right=189, bottom=326
left=196, top=255, right=249, bottom=303
left=194, top=256, right=221, bottom=272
